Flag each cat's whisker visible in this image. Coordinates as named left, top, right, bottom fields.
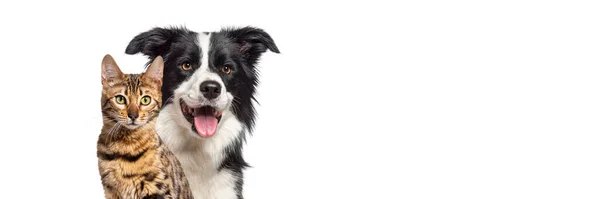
left=108, top=122, right=123, bottom=141
left=107, top=123, right=117, bottom=141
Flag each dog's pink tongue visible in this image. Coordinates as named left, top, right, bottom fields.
left=194, top=115, right=218, bottom=138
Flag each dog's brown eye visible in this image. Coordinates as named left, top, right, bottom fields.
left=181, top=63, right=192, bottom=71
left=220, top=65, right=232, bottom=74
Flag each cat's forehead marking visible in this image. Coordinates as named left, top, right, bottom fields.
left=128, top=75, right=141, bottom=92
left=107, top=86, right=126, bottom=95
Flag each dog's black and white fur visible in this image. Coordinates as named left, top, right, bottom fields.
left=125, top=26, right=279, bottom=199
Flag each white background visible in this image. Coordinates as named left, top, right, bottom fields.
left=0, top=0, right=599, bottom=198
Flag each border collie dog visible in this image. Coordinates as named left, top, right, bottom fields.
left=125, top=26, right=279, bottom=199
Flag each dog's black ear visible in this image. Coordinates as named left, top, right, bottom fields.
left=125, top=27, right=178, bottom=58
left=225, top=26, right=280, bottom=65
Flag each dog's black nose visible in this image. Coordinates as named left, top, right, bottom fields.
left=200, top=81, right=221, bottom=99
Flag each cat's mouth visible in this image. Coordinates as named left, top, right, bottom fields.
left=180, top=100, right=222, bottom=138
left=123, top=122, right=141, bottom=130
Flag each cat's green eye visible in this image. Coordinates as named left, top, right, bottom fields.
left=140, top=96, right=151, bottom=105
left=115, top=95, right=126, bottom=104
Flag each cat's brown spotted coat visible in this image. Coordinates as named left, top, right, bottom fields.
left=97, top=54, right=194, bottom=199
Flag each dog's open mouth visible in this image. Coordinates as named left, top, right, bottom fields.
left=180, top=100, right=222, bottom=138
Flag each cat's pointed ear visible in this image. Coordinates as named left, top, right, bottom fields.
left=142, top=56, right=164, bottom=87
left=101, top=54, right=124, bottom=84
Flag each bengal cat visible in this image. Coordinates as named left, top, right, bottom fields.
left=97, top=54, right=194, bottom=199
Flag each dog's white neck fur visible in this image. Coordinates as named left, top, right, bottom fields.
left=156, top=33, right=244, bottom=199
left=157, top=104, right=242, bottom=199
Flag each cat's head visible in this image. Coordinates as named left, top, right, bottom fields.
left=100, top=54, right=164, bottom=130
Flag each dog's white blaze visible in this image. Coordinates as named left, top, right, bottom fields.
left=155, top=33, right=243, bottom=199
left=198, top=33, right=211, bottom=74
left=198, top=33, right=224, bottom=90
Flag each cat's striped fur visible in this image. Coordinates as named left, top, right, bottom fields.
left=97, top=54, right=194, bottom=199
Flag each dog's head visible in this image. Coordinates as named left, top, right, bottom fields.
left=125, top=26, right=279, bottom=138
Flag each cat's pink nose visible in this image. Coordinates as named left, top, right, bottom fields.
left=128, top=112, right=139, bottom=120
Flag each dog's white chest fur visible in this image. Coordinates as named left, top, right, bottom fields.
left=156, top=104, right=242, bottom=199
left=177, top=149, right=237, bottom=199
